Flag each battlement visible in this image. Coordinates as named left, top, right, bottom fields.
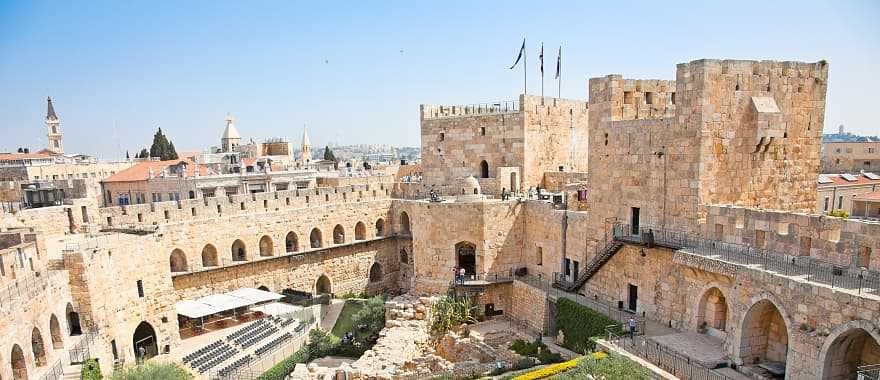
left=588, top=75, right=676, bottom=121
left=97, top=183, right=393, bottom=227
left=420, top=100, right=520, bottom=120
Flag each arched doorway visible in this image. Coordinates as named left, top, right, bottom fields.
left=315, top=275, right=332, bottom=295
left=285, top=232, right=298, bottom=253
left=820, top=321, right=880, bottom=379
left=231, top=239, right=247, bottom=261
left=400, top=249, right=409, bottom=264
left=132, top=321, right=158, bottom=361
left=49, top=314, right=63, bottom=349
left=369, top=263, right=383, bottom=283
left=355, top=222, right=366, bottom=240
left=479, top=160, right=489, bottom=178
left=696, top=287, right=728, bottom=333
left=739, top=299, right=789, bottom=367
left=400, top=212, right=410, bottom=235
left=201, top=244, right=218, bottom=267
left=169, top=249, right=187, bottom=272
left=31, top=327, right=46, bottom=367
left=11, top=344, right=27, bottom=380
left=333, top=225, right=345, bottom=244
left=66, top=303, right=82, bottom=336
left=455, top=242, right=477, bottom=278
left=259, top=235, right=274, bottom=256
left=375, top=219, right=385, bottom=236
left=310, top=228, right=323, bottom=248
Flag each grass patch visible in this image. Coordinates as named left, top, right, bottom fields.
left=330, top=300, right=365, bottom=337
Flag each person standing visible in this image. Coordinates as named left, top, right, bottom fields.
left=628, top=317, right=637, bottom=340
left=459, top=267, right=466, bottom=283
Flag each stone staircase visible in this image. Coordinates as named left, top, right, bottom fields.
left=553, top=241, right=623, bottom=292
left=62, top=364, right=82, bottom=380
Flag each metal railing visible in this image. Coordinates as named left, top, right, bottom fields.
left=859, top=364, right=880, bottom=380
left=0, top=271, right=52, bottom=311
left=36, top=360, right=64, bottom=380
left=425, top=100, right=521, bottom=118
left=613, top=223, right=880, bottom=296
left=69, top=329, right=98, bottom=365
left=605, top=329, right=730, bottom=380
left=516, top=273, right=643, bottom=328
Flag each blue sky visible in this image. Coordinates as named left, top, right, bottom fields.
left=1, top=1, right=878, bottom=159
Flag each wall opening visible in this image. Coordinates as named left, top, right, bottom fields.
left=821, top=327, right=880, bottom=379
left=11, top=344, right=27, bottom=380
left=169, top=249, right=187, bottom=272
left=310, top=228, right=323, bottom=248
left=375, top=219, right=385, bottom=237
left=231, top=239, right=247, bottom=261
left=285, top=232, right=298, bottom=253
left=355, top=222, right=366, bottom=240
left=259, top=235, right=274, bottom=257
left=333, top=224, right=345, bottom=244
left=315, top=275, right=332, bottom=295
left=369, top=263, right=383, bottom=283
left=479, top=160, right=489, bottom=179
left=696, top=287, right=728, bottom=333
left=66, top=303, right=82, bottom=336
left=132, top=321, right=158, bottom=361
left=31, top=327, right=47, bottom=367
left=400, top=212, right=411, bottom=235
left=455, top=241, right=477, bottom=278
left=49, top=314, right=63, bottom=349
left=739, top=299, right=789, bottom=367
left=201, top=244, right=219, bottom=267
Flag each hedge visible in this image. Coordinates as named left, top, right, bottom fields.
left=81, top=358, right=102, bottom=380
left=512, top=358, right=580, bottom=380
left=554, top=298, right=622, bottom=353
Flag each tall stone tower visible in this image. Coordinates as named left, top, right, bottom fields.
left=45, top=97, right=64, bottom=154
left=301, top=128, right=312, bottom=165
left=221, top=113, right=241, bottom=153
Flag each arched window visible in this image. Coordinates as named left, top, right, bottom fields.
left=310, top=228, right=323, bottom=248
left=696, top=287, right=728, bottom=332
left=231, top=239, right=247, bottom=261
left=11, top=344, right=27, bottom=380
left=400, top=249, right=409, bottom=264
left=375, top=219, right=385, bottom=237
left=201, top=244, right=219, bottom=267
left=315, top=275, right=332, bottom=295
left=66, top=303, right=82, bottom=336
left=479, top=160, right=489, bottom=178
left=333, top=224, right=345, bottom=244
left=32, top=327, right=47, bottom=367
left=259, top=235, right=274, bottom=256
left=169, top=249, right=187, bottom=272
left=455, top=241, right=477, bottom=277
left=285, top=232, right=298, bottom=253
left=369, top=263, right=383, bottom=283
left=400, top=211, right=411, bottom=235
left=355, top=222, right=366, bottom=240
left=739, top=299, right=788, bottom=365
left=49, top=314, right=63, bottom=349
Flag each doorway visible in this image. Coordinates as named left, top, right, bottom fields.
left=631, top=207, right=640, bottom=235
left=132, top=321, right=158, bottom=361
left=627, top=284, right=638, bottom=312
left=456, top=242, right=477, bottom=278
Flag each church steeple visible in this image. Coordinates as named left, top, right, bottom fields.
left=45, top=97, right=64, bottom=154
left=301, top=127, right=312, bottom=164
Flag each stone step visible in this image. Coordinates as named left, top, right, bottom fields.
left=62, top=364, right=82, bottom=380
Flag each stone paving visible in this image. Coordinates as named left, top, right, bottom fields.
left=648, top=332, right=728, bottom=368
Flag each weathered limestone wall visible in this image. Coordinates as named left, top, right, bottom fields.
left=521, top=96, right=589, bottom=187
left=704, top=204, right=880, bottom=270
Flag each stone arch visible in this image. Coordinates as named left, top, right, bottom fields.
left=11, top=344, right=27, bottom=380
left=355, top=222, right=366, bottom=240
left=369, top=262, right=383, bottom=283
left=333, top=224, right=345, bottom=244
left=737, top=294, right=791, bottom=367
left=400, top=249, right=409, bottom=264
left=201, top=244, right=219, bottom=267
left=310, top=228, right=323, bottom=248
left=375, top=218, right=385, bottom=237
left=819, top=319, right=880, bottom=379
left=231, top=239, right=247, bottom=261
left=65, top=303, right=81, bottom=336
left=315, top=274, right=332, bottom=295
left=132, top=321, right=158, bottom=361
left=399, top=211, right=411, bottom=234
left=455, top=241, right=477, bottom=277
left=479, top=160, right=489, bottom=178
left=169, top=249, right=187, bottom=272
left=285, top=232, right=299, bottom=253
left=30, top=327, right=46, bottom=367
left=696, top=287, right=729, bottom=332
left=49, top=314, right=63, bottom=349
left=259, top=235, right=274, bottom=257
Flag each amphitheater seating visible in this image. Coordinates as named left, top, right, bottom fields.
left=217, top=355, right=253, bottom=378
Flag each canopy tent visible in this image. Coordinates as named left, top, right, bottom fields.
left=175, top=288, right=285, bottom=319
left=252, top=302, right=302, bottom=316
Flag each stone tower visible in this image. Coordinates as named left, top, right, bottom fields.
left=221, top=113, right=241, bottom=153
left=301, top=128, right=312, bottom=165
left=45, top=97, right=64, bottom=154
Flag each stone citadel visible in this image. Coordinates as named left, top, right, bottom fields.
left=1, top=58, right=878, bottom=380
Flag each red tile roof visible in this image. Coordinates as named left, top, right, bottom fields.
left=0, top=153, right=52, bottom=161
left=102, top=159, right=208, bottom=183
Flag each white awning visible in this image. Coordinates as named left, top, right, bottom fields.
left=252, top=302, right=301, bottom=316
left=227, top=288, right=284, bottom=304
left=175, top=300, right=223, bottom=319
left=197, top=293, right=253, bottom=310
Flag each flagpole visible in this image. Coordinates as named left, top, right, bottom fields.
left=541, top=44, right=544, bottom=98
left=558, top=46, right=562, bottom=99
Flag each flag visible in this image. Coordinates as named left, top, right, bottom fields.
left=555, top=46, right=561, bottom=79
left=509, top=38, right=525, bottom=69
left=539, top=44, right=544, bottom=76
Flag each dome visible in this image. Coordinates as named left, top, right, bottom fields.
left=222, top=115, right=240, bottom=140
left=454, top=176, right=484, bottom=202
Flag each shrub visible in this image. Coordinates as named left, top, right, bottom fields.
left=109, top=362, right=192, bottom=380
left=429, top=294, right=478, bottom=335
left=256, top=349, right=307, bottom=380
left=512, top=358, right=580, bottom=380
left=554, top=298, right=621, bottom=353
left=828, top=210, right=849, bottom=218
left=81, top=358, right=102, bottom=380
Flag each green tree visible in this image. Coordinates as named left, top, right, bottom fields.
left=136, top=148, right=149, bottom=159
left=323, top=146, right=337, bottom=162
left=125, top=150, right=130, bottom=160
left=149, top=128, right=179, bottom=160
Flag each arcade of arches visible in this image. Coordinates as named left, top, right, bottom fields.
left=739, top=299, right=788, bottom=365
left=696, top=287, right=728, bottom=333
left=822, top=324, right=880, bottom=379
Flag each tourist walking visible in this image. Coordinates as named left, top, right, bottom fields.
left=628, top=317, right=637, bottom=340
